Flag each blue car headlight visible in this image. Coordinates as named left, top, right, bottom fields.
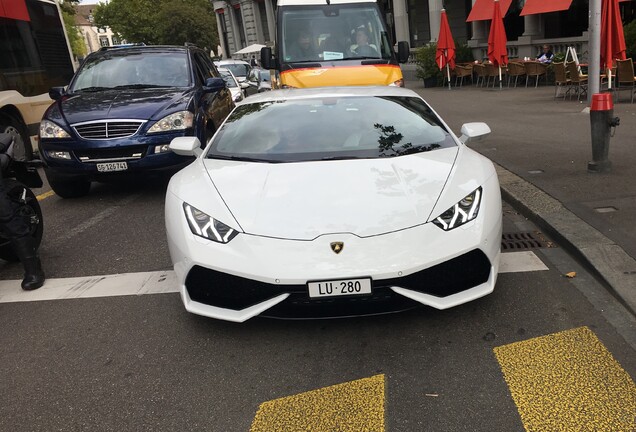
left=183, top=203, right=238, bottom=243
left=40, top=120, right=70, bottom=138
left=432, top=187, right=482, bottom=231
left=148, top=111, right=194, bottom=134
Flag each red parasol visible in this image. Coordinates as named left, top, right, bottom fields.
left=436, top=9, right=456, bottom=89
left=601, top=0, right=626, bottom=89
left=487, top=0, right=508, bottom=89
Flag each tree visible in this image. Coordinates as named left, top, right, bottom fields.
left=59, top=0, right=86, bottom=59
left=94, top=0, right=218, bottom=48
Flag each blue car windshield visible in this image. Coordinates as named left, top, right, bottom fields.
left=71, top=51, right=191, bottom=91
left=207, top=96, right=455, bottom=162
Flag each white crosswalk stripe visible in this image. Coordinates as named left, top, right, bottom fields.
left=0, top=251, right=548, bottom=304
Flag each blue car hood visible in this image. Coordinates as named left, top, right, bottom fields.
left=58, top=88, right=193, bottom=124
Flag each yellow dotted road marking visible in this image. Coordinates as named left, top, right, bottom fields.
left=250, top=374, right=385, bottom=432
left=36, top=190, right=55, bottom=201
left=494, top=326, right=636, bottom=431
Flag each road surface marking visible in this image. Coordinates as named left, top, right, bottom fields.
left=36, top=190, right=55, bottom=201
left=0, top=252, right=547, bottom=304
left=498, top=251, right=548, bottom=273
left=494, top=327, right=636, bottom=431
left=0, top=270, right=178, bottom=303
left=250, top=374, right=385, bottom=432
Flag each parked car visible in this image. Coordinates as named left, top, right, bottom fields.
left=213, top=59, right=251, bottom=84
left=165, top=87, right=502, bottom=322
left=244, top=67, right=272, bottom=97
left=39, top=44, right=234, bottom=198
left=218, top=68, right=244, bottom=103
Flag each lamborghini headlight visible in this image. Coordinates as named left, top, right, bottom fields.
left=148, top=111, right=194, bottom=134
left=40, top=120, right=70, bottom=138
left=183, top=203, right=238, bottom=243
left=432, top=187, right=482, bottom=231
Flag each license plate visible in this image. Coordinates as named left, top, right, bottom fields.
left=97, top=162, right=128, bottom=172
left=308, top=278, right=372, bottom=298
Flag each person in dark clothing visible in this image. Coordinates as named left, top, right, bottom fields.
left=0, top=134, right=45, bottom=290
left=536, top=44, right=554, bottom=64
left=250, top=55, right=258, bottom=67
left=286, top=29, right=317, bottom=61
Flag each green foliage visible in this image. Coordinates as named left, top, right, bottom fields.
left=60, top=1, right=85, bottom=59
left=625, top=20, right=636, bottom=59
left=415, top=43, right=443, bottom=84
left=553, top=52, right=566, bottom=63
left=415, top=41, right=474, bottom=86
left=93, top=0, right=218, bottom=48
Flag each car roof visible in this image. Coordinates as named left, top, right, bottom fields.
left=91, top=45, right=198, bottom=57
left=215, top=59, right=250, bottom=65
left=236, top=86, right=419, bottom=105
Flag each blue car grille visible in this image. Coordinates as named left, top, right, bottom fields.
left=73, top=121, right=144, bottom=139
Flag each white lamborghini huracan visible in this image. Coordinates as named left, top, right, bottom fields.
left=165, top=87, right=502, bottom=322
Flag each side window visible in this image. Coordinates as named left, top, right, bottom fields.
left=194, top=52, right=213, bottom=80
left=200, top=52, right=220, bottom=77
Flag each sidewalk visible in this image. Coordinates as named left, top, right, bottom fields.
left=407, top=79, right=636, bottom=315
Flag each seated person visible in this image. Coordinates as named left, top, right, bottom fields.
left=351, top=27, right=379, bottom=58
left=536, top=45, right=554, bottom=64
left=286, top=29, right=318, bottom=62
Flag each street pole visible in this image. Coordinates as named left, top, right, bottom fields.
left=588, top=0, right=601, bottom=102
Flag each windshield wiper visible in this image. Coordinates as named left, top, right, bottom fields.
left=320, top=155, right=364, bottom=161
left=74, top=86, right=113, bottom=92
left=208, top=154, right=281, bottom=163
left=111, top=84, right=166, bottom=89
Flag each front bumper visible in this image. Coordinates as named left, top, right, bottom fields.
left=166, top=184, right=502, bottom=322
left=39, top=132, right=194, bottom=179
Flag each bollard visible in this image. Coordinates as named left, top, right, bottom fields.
left=588, top=93, right=620, bottom=173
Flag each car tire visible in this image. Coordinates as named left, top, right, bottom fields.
left=0, top=113, right=33, bottom=162
left=46, top=172, right=91, bottom=198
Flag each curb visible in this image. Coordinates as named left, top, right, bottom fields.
left=495, top=163, right=636, bottom=317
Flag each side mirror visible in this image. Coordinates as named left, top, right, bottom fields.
left=204, top=77, right=226, bottom=92
left=459, top=122, right=491, bottom=144
left=260, top=47, right=272, bottom=69
left=397, top=41, right=410, bottom=64
left=49, top=86, right=65, bottom=100
left=169, top=137, right=203, bottom=156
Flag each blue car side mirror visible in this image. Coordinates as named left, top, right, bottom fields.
left=204, top=77, right=226, bottom=92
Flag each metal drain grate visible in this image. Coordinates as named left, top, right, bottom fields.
left=501, top=232, right=555, bottom=251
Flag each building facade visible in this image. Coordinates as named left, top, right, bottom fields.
left=74, top=4, right=123, bottom=57
left=213, top=0, right=635, bottom=62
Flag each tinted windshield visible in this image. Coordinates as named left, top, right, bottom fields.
left=223, top=63, right=250, bottom=77
left=207, top=96, right=455, bottom=162
left=71, top=51, right=190, bottom=91
left=281, top=4, right=392, bottom=63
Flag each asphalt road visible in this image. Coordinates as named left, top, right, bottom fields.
left=0, top=177, right=634, bottom=431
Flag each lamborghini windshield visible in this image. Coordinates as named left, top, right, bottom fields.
left=280, top=4, right=392, bottom=63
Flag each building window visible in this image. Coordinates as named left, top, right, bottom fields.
left=99, top=36, right=109, bottom=47
left=112, top=35, right=121, bottom=45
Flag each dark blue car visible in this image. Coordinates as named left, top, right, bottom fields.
left=39, top=45, right=234, bottom=198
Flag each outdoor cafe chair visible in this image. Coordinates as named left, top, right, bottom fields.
left=552, top=62, right=571, bottom=99
left=566, top=61, right=588, bottom=101
left=524, top=61, right=548, bottom=87
left=616, top=58, right=636, bottom=103
left=506, top=61, right=526, bottom=88
left=473, top=63, right=487, bottom=86
left=453, top=64, right=473, bottom=87
left=484, top=62, right=505, bottom=87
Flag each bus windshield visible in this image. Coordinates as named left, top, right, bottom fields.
left=281, top=4, right=392, bottom=64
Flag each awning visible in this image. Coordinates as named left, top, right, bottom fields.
left=520, top=0, right=573, bottom=16
left=466, top=0, right=513, bottom=22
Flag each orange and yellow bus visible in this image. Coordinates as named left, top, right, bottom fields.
left=261, top=0, right=409, bottom=89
